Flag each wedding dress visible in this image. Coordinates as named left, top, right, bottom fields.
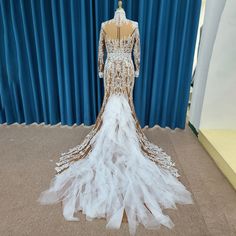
left=38, top=8, right=194, bottom=235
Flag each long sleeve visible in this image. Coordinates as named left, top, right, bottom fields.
left=133, top=23, right=141, bottom=78
left=98, top=23, right=106, bottom=78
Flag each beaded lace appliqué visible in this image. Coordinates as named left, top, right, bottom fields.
left=55, top=17, right=180, bottom=178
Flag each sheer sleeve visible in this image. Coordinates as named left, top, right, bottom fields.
left=133, top=23, right=141, bottom=78
left=98, top=23, right=106, bottom=78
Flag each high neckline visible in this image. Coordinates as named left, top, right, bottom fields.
left=113, top=8, right=127, bottom=26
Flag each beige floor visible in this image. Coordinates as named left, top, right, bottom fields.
left=0, top=123, right=235, bottom=236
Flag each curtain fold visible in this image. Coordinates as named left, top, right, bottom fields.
left=0, top=0, right=201, bottom=129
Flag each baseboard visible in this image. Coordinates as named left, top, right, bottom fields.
left=198, top=129, right=236, bottom=190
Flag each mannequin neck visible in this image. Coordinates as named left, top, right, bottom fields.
left=113, top=8, right=127, bottom=25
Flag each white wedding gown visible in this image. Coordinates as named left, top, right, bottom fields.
left=38, top=9, right=194, bottom=236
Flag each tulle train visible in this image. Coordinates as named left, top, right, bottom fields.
left=38, top=94, right=193, bottom=235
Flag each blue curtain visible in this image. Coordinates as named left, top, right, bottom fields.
left=0, top=0, right=201, bottom=129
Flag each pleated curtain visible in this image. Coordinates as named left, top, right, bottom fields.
left=0, top=0, right=201, bottom=129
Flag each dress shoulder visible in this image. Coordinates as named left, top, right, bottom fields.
left=101, top=19, right=114, bottom=34
left=101, top=19, right=113, bottom=27
left=129, top=20, right=138, bottom=29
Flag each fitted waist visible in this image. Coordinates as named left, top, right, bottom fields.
left=107, top=52, right=131, bottom=60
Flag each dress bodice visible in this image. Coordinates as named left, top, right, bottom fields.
left=98, top=19, right=140, bottom=78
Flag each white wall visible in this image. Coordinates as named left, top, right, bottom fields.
left=189, top=0, right=226, bottom=131
left=200, top=0, right=236, bottom=129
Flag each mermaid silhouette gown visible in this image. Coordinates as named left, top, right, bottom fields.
left=38, top=10, right=194, bottom=236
